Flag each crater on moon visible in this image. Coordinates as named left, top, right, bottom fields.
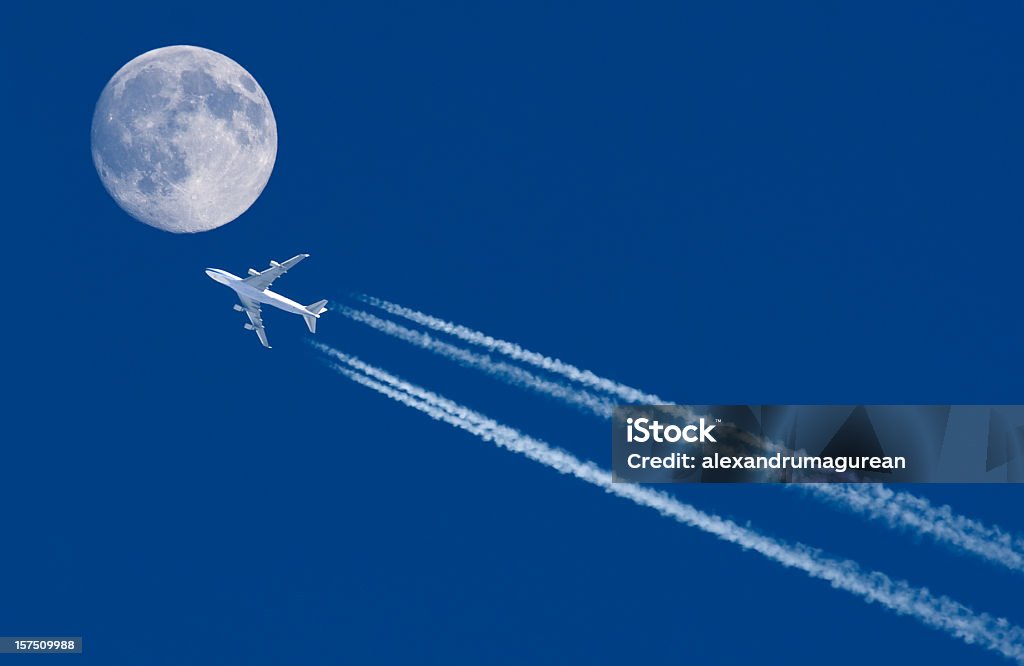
left=91, top=45, right=277, bottom=233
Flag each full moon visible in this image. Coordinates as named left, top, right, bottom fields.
left=91, top=46, right=277, bottom=233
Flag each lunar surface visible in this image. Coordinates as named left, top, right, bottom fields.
left=91, top=46, right=277, bottom=233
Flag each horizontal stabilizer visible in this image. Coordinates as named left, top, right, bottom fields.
left=306, top=299, right=328, bottom=316
left=303, top=314, right=317, bottom=334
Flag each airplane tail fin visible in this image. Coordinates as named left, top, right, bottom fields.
left=304, top=299, right=328, bottom=334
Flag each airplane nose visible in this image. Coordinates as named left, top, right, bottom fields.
left=205, top=269, right=216, bottom=279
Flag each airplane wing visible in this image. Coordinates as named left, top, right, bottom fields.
left=239, top=296, right=271, bottom=348
left=242, top=254, right=309, bottom=291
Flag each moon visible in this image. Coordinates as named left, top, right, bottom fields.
left=91, top=46, right=277, bottom=233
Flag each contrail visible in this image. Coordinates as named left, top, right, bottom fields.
left=804, top=483, right=1024, bottom=573
left=311, top=342, right=1024, bottom=663
left=346, top=295, right=1024, bottom=576
left=331, top=304, right=615, bottom=418
left=353, top=293, right=665, bottom=404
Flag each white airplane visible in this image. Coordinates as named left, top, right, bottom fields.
left=205, top=254, right=327, bottom=348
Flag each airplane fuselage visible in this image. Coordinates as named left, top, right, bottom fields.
left=205, top=268, right=310, bottom=316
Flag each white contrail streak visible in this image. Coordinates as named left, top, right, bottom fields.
left=311, top=343, right=1024, bottom=663
left=804, top=484, right=1024, bottom=573
left=345, top=295, right=1024, bottom=575
left=353, top=293, right=665, bottom=404
left=331, top=304, right=615, bottom=418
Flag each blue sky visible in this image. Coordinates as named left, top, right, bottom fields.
left=2, top=1, right=1023, bottom=663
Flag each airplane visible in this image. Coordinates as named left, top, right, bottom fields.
left=205, top=254, right=327, bottom=348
